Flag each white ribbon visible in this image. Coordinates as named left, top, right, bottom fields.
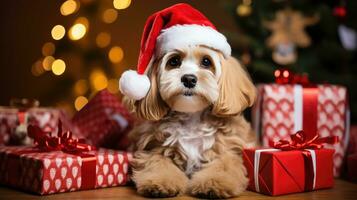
left=253, top=148, right=317, bottom=192
left=254, top=149, right=281, bottom=192
left=293, top=85, right=303, bottom=132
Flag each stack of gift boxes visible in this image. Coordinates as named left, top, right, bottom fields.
left=244, top=70, right=352, bottom=196
left=0, top=90, right=134, bottom=195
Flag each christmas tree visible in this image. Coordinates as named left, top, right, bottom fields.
left=224, top=0, right=357, bottom=123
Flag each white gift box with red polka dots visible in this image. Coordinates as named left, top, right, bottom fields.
left=0, top=146, right=132, bottom=195
left=0, top=107, right=73, bottom=146
left=253, top=84, right=350, bottom=177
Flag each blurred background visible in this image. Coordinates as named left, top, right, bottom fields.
left=0, top=0, right=356, bottom=123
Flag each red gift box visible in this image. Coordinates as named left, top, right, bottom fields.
left=347, top=154, right=357, bottom=183
left=0, top=107, right=72, bottom=146
left=243, top=148, right=335, bottom=196
left=0, top=146, right=132, bottom=195
left=72, top=90, right=134, bottom=149
left=253, top=84, right=350, bottom=176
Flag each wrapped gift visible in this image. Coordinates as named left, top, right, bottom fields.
left=243, top=131, right=338, bottom=196
left=0, top=106, right=72, bottom=146
left=347, top=125, right=357, bottom=155
left=72, top=90, right=133, bottom=149
left=253, top=81, right=350, bottom=176
left=0, top=123, right=131, bottom=195
left=347, top=154, right=357, bottom=183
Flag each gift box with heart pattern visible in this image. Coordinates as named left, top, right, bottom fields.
left=0, top=146, right=131, bottom=195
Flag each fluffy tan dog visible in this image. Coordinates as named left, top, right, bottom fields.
left=124, top=45, right=256, bottom=198
left=119, top=3, right=257, bottom=198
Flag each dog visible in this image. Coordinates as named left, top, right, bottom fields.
left=123, top=44, right=257, bottom=198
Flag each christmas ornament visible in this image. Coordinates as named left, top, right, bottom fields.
left=338, top=24, right=357, bottom=50
left=333, top=5, right=347, bottom=19
left=119, top=3, right=231, bottom=100
left=263, top=8, right=319, bottom=65
left=236, top=0, right=252, bottom=17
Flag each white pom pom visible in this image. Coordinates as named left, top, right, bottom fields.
left=119, top=70, right=150, bottom=100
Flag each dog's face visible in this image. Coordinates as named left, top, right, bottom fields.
left=124, top=45, right=256, bottom=121
left=157, top=46, right=220, bottom=113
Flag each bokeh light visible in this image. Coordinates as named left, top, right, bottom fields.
left=107, top=79, right=119, bottom=94
left=96, top=32, right=111, bottom=48
left=90, top=69, right=108, bottom=91
left=51, top=59, right=66, bottom=75
left=31, top=60, right=45, bottom=76
left=102, top=9, right=118, bottom=23
left=51, top=25, right=66, bottom=40
left=74, top=79, right=89, bottom=95
left=74, top=96, right=88, bottom=111
left=113, top=0, right=131, bottom=10
left=60, top=0, right=79, bottom=16
left=42, top=42, right=55, bottom=56
left=42, top=56, right=55, bottom=71
left=75, top=17, right=89, bottom=28
left=108, top=46, right=124, bottom=63
left=68, top=23, right=87, bottom=40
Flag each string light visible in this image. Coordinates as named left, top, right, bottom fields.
left=51, top=59, right=66, bottom=75
left=74, top=79, right=89, bottom=95
left=113, top=0, right=131, bottom=10
left=96, top=32, right=111, bottom=48
left=74, top=96, right=88, bottom=111
left=107, top=79, right=119, bottom=93
left=42, top=42, right=55, bottom=56
left=90, top=69, right=108, bottom=91
left=102, top=9, right=118, bottom=23
left=42, top=56, right=55, bottom=71
left=60, top=0, right=79, bottom=16
left=108, top=46, right=124, bottom=63
left=51, top=25, right=66, bottom=40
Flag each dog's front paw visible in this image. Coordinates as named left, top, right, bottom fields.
left=188, top=171, right=248, bottom=199
left=135, top=174, right=188, bottom=198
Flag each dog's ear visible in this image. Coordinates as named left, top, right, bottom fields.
left=123, top=62, right=168, bottom=121
left=212, top=56, right=256, bottom=116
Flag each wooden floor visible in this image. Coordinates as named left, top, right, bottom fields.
left=0, top=179, right=356, bottom=200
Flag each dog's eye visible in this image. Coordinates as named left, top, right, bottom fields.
left=167, top=56, right=181, bottom=67
left=201, top=57, right=212, bottom=68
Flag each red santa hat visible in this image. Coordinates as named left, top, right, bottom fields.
left=119, top=3, right=231, bottom=100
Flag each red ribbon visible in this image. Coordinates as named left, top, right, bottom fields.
left=270, top=130, right=338, bottom=191
left=274, top=69, right=310, bottom=86
left=25, top=121, right=97, bottom=191
left=27, top=120, right=95, bottom=153
left=270, top=130, right=339, bottom=150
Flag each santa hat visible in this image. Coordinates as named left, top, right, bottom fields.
left=119, top=3, right=231, bottom=100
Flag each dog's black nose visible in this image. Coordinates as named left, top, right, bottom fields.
left=181, top=74, right=197, bottom=88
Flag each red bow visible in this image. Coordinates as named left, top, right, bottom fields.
left=274, top=69, right=310, bottom=86
left=270, top=130, right=339, bottom=150
left=27, top=120, right=95, bottom=153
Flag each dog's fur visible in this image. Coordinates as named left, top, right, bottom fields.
left=124, top=45, right=257, bottom=198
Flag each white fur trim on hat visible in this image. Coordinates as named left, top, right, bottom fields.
left=156, top=24, right=231, bottom=57
left=119, top=70, right=150, bottom=100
